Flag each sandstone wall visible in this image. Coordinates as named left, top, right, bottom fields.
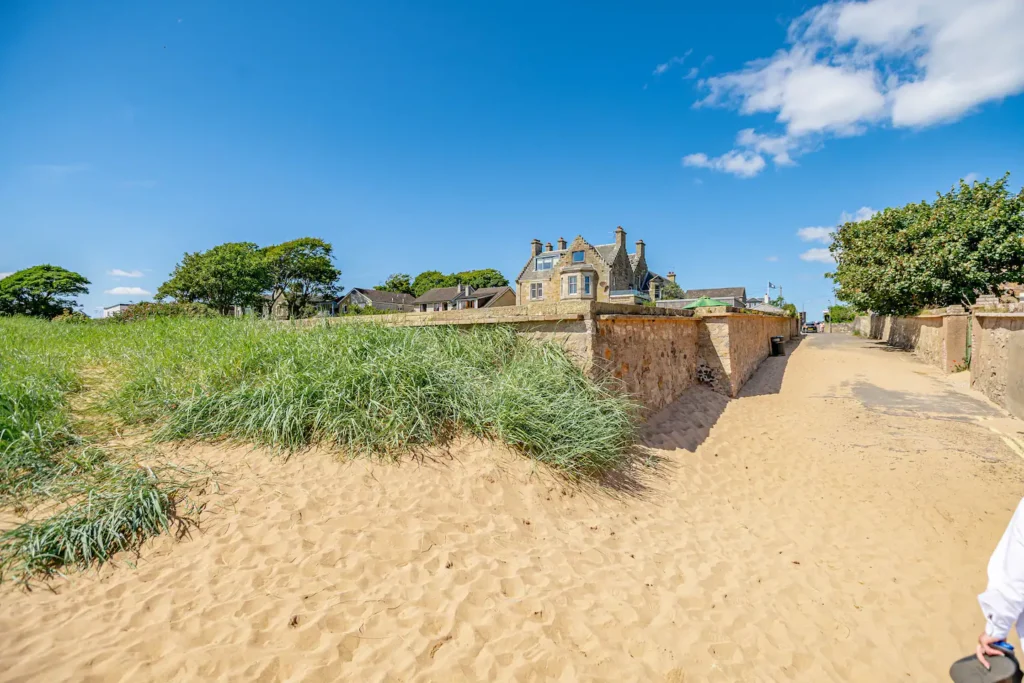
left=697, top=313, right=794, bottom=397
left=853, top=313, right=968, bottom=373
left=971, top=314, right=1024, bottom=420
left=593, top=316, right=700, bottom=412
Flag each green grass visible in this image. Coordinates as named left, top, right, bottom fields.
left=0, top=316, right=639, bottom=583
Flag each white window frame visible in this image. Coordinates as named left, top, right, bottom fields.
left=583, top=275, right=592, bottom=295
left=535, top=256, right=556, bottom=271
left=572, top=250, right=585, bottom=263
left=530, top=282, right=544, bottom=300
left=567, top=275, right=578, bottom=295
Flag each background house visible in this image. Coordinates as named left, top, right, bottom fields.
left=338, top=288, right=416, bottom=313
left=102, top=303, right=133, bottom=318
left=413, top=284, right=515, bottom=312
left=515, top=227, right=665, bottom=306
left=660, top=287, right=748, bottom=309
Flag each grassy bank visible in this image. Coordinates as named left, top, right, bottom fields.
left=0, top=316, right=639, bottom=582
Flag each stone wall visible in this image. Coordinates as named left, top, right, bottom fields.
left=593, top=316, right=700, bottom=412
left=697, top=313, right=795, bottom=397
left=851, top=313, right=968, bottom=373
left=971, top=314, right=1024, bottom=420
left=290, top=302, right=792, bottom=410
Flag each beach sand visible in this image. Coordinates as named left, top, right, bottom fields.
left=3, top=333, right=1024, bottom=681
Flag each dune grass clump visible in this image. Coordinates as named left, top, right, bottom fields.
left=103, top=320, right=640, bottom=477
left=0, top=315, right=640, bottom=582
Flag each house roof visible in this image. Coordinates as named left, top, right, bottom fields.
left=453, top=285, right=512, bottom=301
left=749, top=302, right=785, bottom=314
left=479, top=286, right=514, bottom=306
left=681, top=287, right=747, bottom=300
left=413, top=286, right=463, bottom=304
left=349, top=288, right=416, bottom=305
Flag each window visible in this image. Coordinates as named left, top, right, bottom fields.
left=583, top=275, right=592, bottom=295
left=530, top=282, right=544, bottom=300
left=572, top=250, right=585, bottom=263
left=567, top=275, right=578, bottom=295
left=535, top=256, right=556, bottom=271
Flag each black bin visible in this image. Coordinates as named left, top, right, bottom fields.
left=770, top=336, right=785, bottom=356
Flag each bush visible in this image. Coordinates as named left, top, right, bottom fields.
left=114, top=301, right=219, bottom=322
left=51, top=310, right=90, bottom=324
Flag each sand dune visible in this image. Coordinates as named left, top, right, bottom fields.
left=3, top=334, right=1024, bottom=681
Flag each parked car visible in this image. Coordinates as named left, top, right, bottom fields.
left=802, top=324, right=817, bottom=333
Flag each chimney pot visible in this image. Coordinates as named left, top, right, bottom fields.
left=635, top=239, right=645, bottom=261
left=531, top=239, right=542, bottom=256
left=557, top=237, right=567, bottom=250
left=667, top=271, right=676, bottom=283
left=545, top=242, right=553, bottom=252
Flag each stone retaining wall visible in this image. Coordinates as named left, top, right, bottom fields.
left=851, top=312, right=968, bottom=373
left=291, top=302, right=792, bottom=410
left=971, top=313, right=1024, bottom=420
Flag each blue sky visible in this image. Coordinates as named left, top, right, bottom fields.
left=2, top=0, right=1023, bottom=318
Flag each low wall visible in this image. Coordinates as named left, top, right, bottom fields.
left=971, top=313, right=1024, bottom=420
left=699, top=313, right=795, bottom=396
left=852, top=312, right=968, bottom=373
left=299, top=302, right=792, bottom=410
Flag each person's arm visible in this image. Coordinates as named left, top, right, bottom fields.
left=979, top=499, right=1024, bottom=637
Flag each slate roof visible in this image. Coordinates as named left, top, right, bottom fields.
left=518, top=250, right=568, bottom=282
left=413, top=286, right=463, bottom=304
left=748, top=302, right=785, bottom=314
left=452, top=286, right=512, bottom=301
left=680, top=287, right=747, bottom=300
left=348, top=288, right=416, bottom=305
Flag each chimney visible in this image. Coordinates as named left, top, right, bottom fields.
left=635, top=239, right=645, bottom=261
left=531, top=239, right=542, bottom=256
left=545, top=242, right=553, bottom=252
left=557, top=237, right=567, bottom=250
left=615, top=226, right=626, bottom=249
left=667, top=271, right=676, bottom=283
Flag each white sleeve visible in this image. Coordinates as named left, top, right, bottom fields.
left=979, top=498, right=1024, bottom=638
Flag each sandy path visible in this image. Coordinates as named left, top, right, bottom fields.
left=4, top=334, right=1024, bottom=682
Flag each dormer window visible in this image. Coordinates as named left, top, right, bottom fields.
left=535, top=256, right=557, bottom=271
left=572, top=250, right=585, bottom=263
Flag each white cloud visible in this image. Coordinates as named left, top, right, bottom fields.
left=963, top=172, right=979, bottom=184
left=765, top=255, right=779, bottom=262
left=682, top=150, right=766, bottom=178
left=686, top=0, right=1024, bottom=174
left=839, top=206, right=877, bottom=223
left=797, top=226, right=833, bottom=242
left=29, top=163, right=90, bottom=180
left=683, top=67, right=700, bottom=80
left=0, top=272, right=12, bottom=279
left=800, top=248, right=835, bottom=263
left=654, top=50, right=693, bottom=75
left=104, top=286, right=151, bottom=296
left=108, top=269, right=143, bottom=278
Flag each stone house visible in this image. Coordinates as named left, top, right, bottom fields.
left=413, top=284, right=516, bottom=312
left=516, top=227, right=667, bottom=306
left=338, top=288, right=417, bottom=314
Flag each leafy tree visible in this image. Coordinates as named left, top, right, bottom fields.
left=830, top=174, right=1024, bottom=315
left=661, top=279, right=685, bottom=299
left=453, top=268, right=508, bottom=289
left=379, top=273, right=414, bottom=295
left=0, top=265, right=90, bottom=318
left=157, top=242, right=270, bottom=315
left=828, top=304, right=856, bottom=323
left=411, top=271, right=457, bottom=297
left=264, top=238, right=342, bottom=319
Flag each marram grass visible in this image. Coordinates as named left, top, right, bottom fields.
left=0, top=315, right=640, bottom=582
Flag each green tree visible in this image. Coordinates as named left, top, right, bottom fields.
left=157, top=242, right=270, bottom=315
left=379, top=273, right=414, bottom=295
left=264, top=238, right=342, bottom=319
left=0, top=265, right=90, bottom=318
left=411, top=270, right=457, bottom=297
left=830, top=174, right=1024, bottom=315
left=453, top=268, right=508, bottom=289
left=661, top=280, right=684, bottom=299
left=828, top=304, right=856, bottom=323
